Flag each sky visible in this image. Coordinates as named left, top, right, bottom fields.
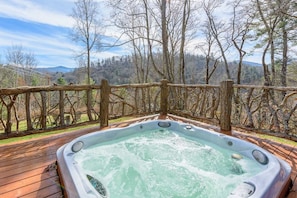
left=0, top=0, right=264, bottom=69
left=0, top=0, right=124, bottom=68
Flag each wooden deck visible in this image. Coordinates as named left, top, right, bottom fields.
left=0, top=115, right=296, bottom=198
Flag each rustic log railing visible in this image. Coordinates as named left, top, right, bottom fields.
left=0, top=80, right=163, bottom=138
left=1, top=79, right=297, bottom=140
left=0, top=84, right=101, bottom=135
left=232, top=84, right=297, bottom=138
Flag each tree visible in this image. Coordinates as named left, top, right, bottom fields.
left=253, top=0, right=281, bottom=86
left=203, top=0, right=231, bottom=80
left=70, top=0, right=103, bottom=85
left=71, top=0, right=104, bottom=121
left=57, top=77, right=67, bottom=85
left=179, top=0, right=193, bottom=84
left=108, top=0, right=152, bottom=83
left=250, top=0, right=297, bottom=89
left=161, top=0, right=170, bottom=81
left=0, top=65, right=16, bottom=88
left=198, top=21, right=221, bottom=84
left=5, top=45, right=38, bottom=68
left=230, top=0, right=254, bottom=85
left=274, top=0, right=297, bottom=90
left=5, top=45, right=39, bottom=86
left=108, top=0, right=198, bottom=84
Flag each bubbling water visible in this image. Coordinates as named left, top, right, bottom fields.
left=74, top=129, right=264, bottom=198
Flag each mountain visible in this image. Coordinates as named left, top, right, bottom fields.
left=36, top=66, right=75, bottom=73
left=242, top=61, right=262, bottom=67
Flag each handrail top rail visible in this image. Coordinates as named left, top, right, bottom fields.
left=0, top=84, right=101, bottom=95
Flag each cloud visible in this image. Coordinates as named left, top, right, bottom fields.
left=0, top=17, right=126, bottom=67
left=0, top=16, right=78, bottom=67
left=0, top=1, right=131, bottom=68
left=0, top=0, right=74, bottom=27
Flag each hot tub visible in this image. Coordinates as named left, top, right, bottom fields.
left=57, top=120, right=291, bottom=198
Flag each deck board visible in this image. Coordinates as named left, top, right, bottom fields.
left=0, top=116, right=296, bottom=197
left=1, top=176, right=60, bottom=198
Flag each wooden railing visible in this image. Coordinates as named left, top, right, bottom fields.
left=232, top=84, right=297, bottom=138
left=166, top=81, right=297, bottom=140
left=0, top=80, right=163, bottom=138
left=0, top=84, right=100, bottom=135
left=1, top=79, right=297, bottom=140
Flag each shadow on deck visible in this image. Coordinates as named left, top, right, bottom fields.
left=0, top=115, right=296, bottom=197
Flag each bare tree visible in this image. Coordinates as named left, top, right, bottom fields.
left=161, top=0, right=170, bottom=81
left=230, top=0, right=254, bottom=84
left=161, top=0, right=199, bottom=83
left=179, top=0, right=192, bottom=84
left=109, top=0, right=152, bottom=83
left=108, top=0, right=198, bottom=84
left=23, top=52, right=38, bottom=69
left=71, top=0, right=104, bottom=121
left=198, top=21, right=221, bottom=84
left=5, top=45, right=39, bottom=86
left=70, top=0, right=103, bottom=85
left=253, top=0, right=281, bottom=86
left=6, top=45, right=24, bottom=66
left=203, top=0, right=231, bottom=80
left=5, top=45, right=38, bottom=68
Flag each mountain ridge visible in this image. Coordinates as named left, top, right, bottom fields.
left=35, top=66, right=75, bottom=73
left=242, top=61, right=262, bottom=67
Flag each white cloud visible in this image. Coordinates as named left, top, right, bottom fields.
left=0, top=23, right=127, bottom=68
left=0, top=0, right=122, bottom=68
left=0, top=0, right=75, bottom=27
left=0, top=0, right=126, bottom=68
left=0, top=24, right=79, bottom=67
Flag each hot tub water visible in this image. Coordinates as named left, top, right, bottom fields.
left=74, top=129, right=264, bottom=198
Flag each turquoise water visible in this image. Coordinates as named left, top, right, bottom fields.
left=74, top=129, right=264, bottom=198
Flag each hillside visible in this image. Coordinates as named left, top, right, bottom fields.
left=36, top=66, right=75, bottom=73
left=0, top=55, right=266, bottom=88
left=52, top=55, right=264, bottom=85
left=241, top=61, right=262, bottom=67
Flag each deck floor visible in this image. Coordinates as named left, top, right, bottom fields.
left=0, top=115, right=296, bottom=198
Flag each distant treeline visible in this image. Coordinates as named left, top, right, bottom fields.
left=2, top=53, right=297, bottom=88
left=51, top=54, right=264, bottom=86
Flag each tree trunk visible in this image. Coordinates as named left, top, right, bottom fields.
left=161, top=0, right=170, bottom=82
left=281, top=21, right=288, bottom=97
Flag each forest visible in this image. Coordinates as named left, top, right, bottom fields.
left=0, top=0, right=297, bottom=88
left=0, top=54, right=265, bottom=88
left=52, top=54, right=266, bottom=85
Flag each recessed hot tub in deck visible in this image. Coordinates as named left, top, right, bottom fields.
left=57, top=120, right=291, bottom=198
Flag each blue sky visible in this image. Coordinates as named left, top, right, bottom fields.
left=0, top=0, right=265, bottom=68
left=0, top=0, right=123, bottom=68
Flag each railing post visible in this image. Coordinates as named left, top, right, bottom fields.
left=25, top=92, right=33, bottom=131
left=220, top=80, right=233, bottom=133
left=40, top=91, right=47, bottom=130
left=100, top=79, right=110, bottom=128
left=59, top=90, right=65, bottom=126
left=160, top=79, right=169, bottom=116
